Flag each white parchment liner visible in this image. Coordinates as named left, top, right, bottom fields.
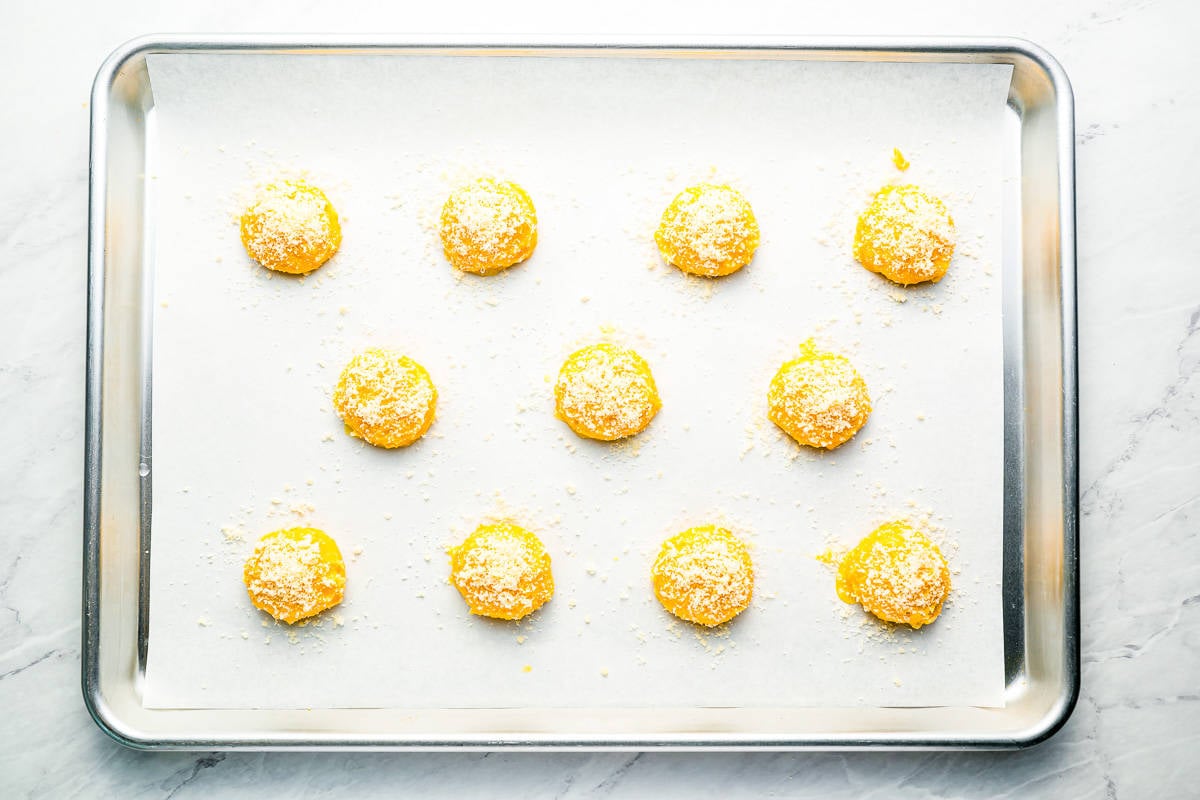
left=144, top=53, right=1012, bottom=709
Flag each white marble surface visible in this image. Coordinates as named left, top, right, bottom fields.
left=2, top=0, right=1197, bottom=796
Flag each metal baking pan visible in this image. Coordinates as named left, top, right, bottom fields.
left=84, top=34, right=1077, bottom=750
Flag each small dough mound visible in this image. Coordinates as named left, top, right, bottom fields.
left=767, top=339, right=871, bottom=450
left=655, top=183, right=760, bottom=277
left=554, top=343, right=661, bottom=441
left=836, top=520, right=951, bottom=628
left=239, top=179, right=341, bottom=274
left=243, top=527, right=346, bottom=624
left=333, top=348, right=437, bottom=448
left=853, top=184, right=955, bottom=285
left=651, top=525, right=754, bottom=627
left=439, top=177, right=538, bottom=275
left=449, top=522, right=554, bottom=620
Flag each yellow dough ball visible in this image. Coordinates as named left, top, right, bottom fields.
left=439, top=177, right=538, bottom=275
left=239, top=178, right=341, bottom=275
left=554, top=343, right=661, bottom=441
left=853, top=184, right=955, bottom=285
left=836, top=521, right=951, bottom=629
left=651, top=525, right=754, bottom=627
left=243, top=527, right=346, bottom=624
left=655, top=183, right=760, bottom=277
left=449, top=523, right=554, bottom=620
left=333, top=348, right=437, bottom=449
left=767, top=339, right=871, bottom=450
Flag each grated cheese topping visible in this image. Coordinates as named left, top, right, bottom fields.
left=239, top=179, right=341, bottom=275
left=554, top=343, right=661, bottom=441
left=243, top=528, right=345, bottom=624
left=853, top=184, right=955, bottom=285
left=449, top=523, right=554, bottom=620
left=439, top=178, right=538, bottom=274
left=768, top=340, right=871, bottom=450
left=655, top=183, right=760, bottom=277
left=652, top=525, right=754, bottom=627
left=333, top=348, right=437, bottom=449
left=836, top=521, right=950, bottom=629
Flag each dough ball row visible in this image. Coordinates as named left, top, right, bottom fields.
left=244, top=520, right=950, bottom=630
left=239, top=176, right=956, bottom=285
left=327, top=339, right=870, bottom=451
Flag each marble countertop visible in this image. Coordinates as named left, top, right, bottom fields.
left=3, top=0, right=1197, bottom=796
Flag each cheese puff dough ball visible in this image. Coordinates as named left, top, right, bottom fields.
left=853, top=184, right=955, bottom=285
left=333, top=348, right=437, bottom=448
left=449, top=523, right=554, bottom=620
left=655, top=183, right=760, bottom=277
left=554, top=343, right=661, bottom=441
left=239, top=179, right=341, bottom=275
left=768, top=339, right=871, bottom=450
left=243, top=527, right=346, bottom=624
left=651, top=525, right=754, bottom=627
left=836, top=521, right=951, bottom=629
left=439, top=177, right=538, bottom=275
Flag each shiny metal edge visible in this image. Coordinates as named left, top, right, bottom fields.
left=83, top=34, right=1078, bottom=750
left=82, top=38, right=117, bottom=744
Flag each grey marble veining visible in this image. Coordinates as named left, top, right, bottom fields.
left=3, top=0, right=1198, bottom=796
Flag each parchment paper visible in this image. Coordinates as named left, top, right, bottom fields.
left=143, top=53, right=1012, bottom=709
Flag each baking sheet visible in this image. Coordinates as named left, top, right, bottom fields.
left=143, top=53, right=1011, bottom=710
